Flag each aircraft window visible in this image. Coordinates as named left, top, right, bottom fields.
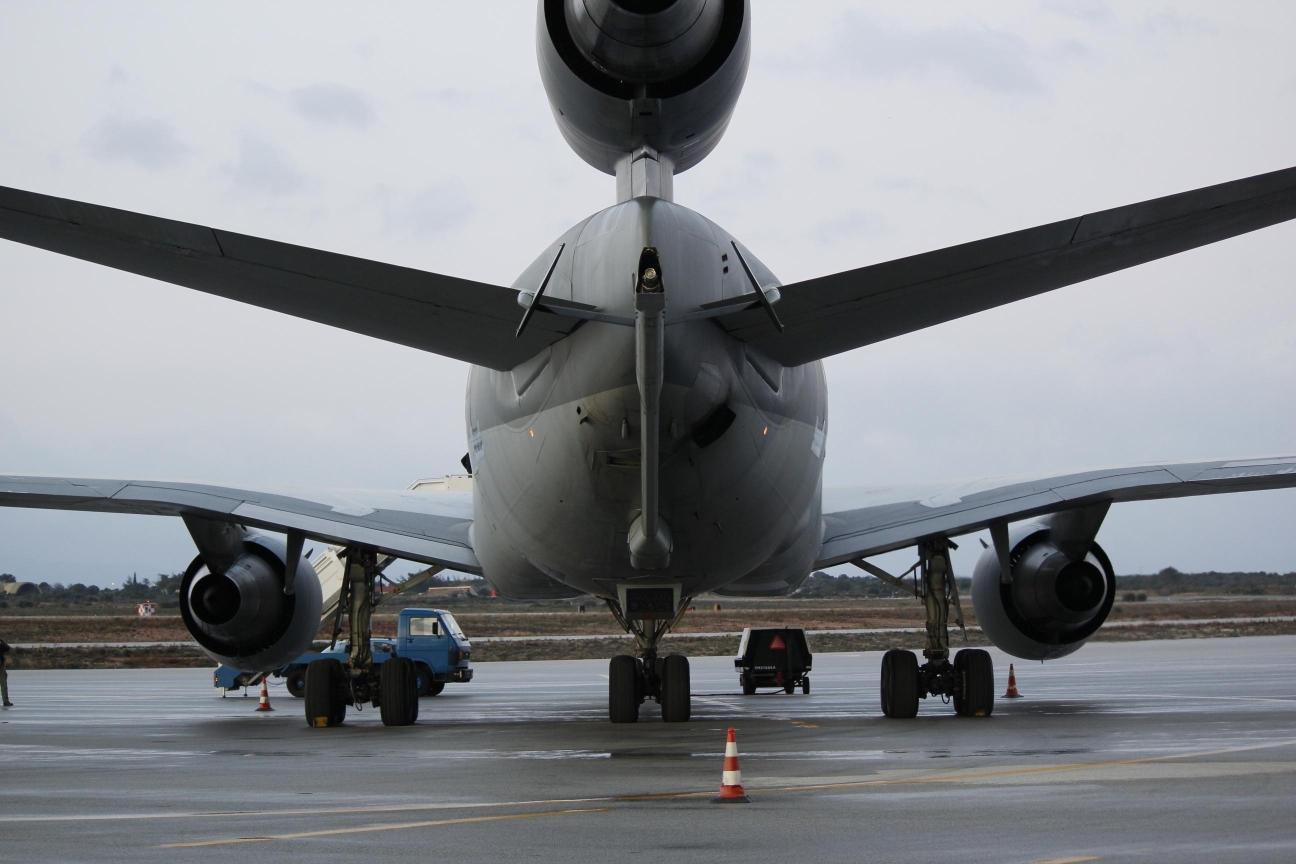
left=409, top=618, right=441, bottom=637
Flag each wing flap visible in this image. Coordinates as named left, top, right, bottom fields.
left=818, top=457, right=1296, bottom=567
left=0, top=475, right=479, bottom=572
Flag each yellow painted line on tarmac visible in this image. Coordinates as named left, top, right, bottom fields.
left=1032, top=857, right=1100, bottom=864
left=791, top=720, right=819, bottom=729
left=159, top=807, right=608, bottom=849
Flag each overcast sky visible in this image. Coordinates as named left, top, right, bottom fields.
left=1, top=1, right=1294, bottom=587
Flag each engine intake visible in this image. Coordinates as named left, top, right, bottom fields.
left=971, top=522, right=1116, bottom=661
left=180, top=532, right=322, bottom=672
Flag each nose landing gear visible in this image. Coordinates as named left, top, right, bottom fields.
left=606, top=595, right=692, bottom=723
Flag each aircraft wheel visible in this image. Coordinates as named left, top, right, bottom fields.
left=660, top=654, right=691, bottom=723
left=609, top=655, right=640, bottom=723
left=955, top=648, right=994, bottom=718
left=304, top=659, right=346, bottom=728
left=880, top=649, right=919, bottom=719
left=285, top=670, right=306, bottom=698
left=380, top=658, right=419, bottom=726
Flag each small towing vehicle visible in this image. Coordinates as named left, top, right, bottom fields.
left=215, top=607, right=473, bottom=697
left=734, top=627, right=813, bottom=694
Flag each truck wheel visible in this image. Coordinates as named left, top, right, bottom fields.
left=741, top=672, right=755, bottom=695
left=424, top=681, right=446, bottom=697
left=784, top=680, right=795, bottom=695
left=304, top=659, right=346, bottom=728
left=801, top=677, right=810, bottom=695
left=660, top=654, right=690, bottom=723
left=608, top=655, right=639, bottom=723
left=285, top=670, right=306, bottom=699
left=380, top=657, right=419, bottom=726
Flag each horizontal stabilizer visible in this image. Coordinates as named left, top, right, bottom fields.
left=719, top=165, right=1296, bottom=366
left=0, top=186, right=577, bottom=370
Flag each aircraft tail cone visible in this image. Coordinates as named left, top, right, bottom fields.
left=255, top=678, right=274, bottom=712
left=1003, top=664, right=1022, bottom=699
left=712, top=727, right=750, bottom=803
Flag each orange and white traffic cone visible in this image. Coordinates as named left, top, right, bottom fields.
left=712, top=727, right=750, bottom=803
left=255, top=678, right=274, bottom=712
left=1003, top=664, right=1022, bottom=699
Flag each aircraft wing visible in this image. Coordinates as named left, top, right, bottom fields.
left=0, top=475, right=480, bottom=573
left=817, top=456, right=1296, bottom=568
left=718, top=166, right=1296, bottom=366
left=0, top=185, right=576, bottom=370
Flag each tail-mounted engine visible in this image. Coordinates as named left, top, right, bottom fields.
left=537, top=0, right=750, bottom=181
left=180, top=531, right=322, bottom=672
left=971, top=511, right=1116, bottom=661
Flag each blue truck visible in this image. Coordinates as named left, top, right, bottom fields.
left=214, top=607, right=473, bottom=697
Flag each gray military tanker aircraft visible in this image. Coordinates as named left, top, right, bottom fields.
left=2, top=0, right=1295, bottom=726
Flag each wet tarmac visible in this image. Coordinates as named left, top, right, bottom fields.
left=1, top=636, right=1293, bottom=863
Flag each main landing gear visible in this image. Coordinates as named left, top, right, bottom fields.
left=857, top=538, right=994, bottom=719
left=606, top=596, right=691, bottom=723
left=303, top=548, right=420, bottom=728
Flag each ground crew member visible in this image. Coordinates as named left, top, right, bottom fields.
left=0, top=637, right=13, bottom=706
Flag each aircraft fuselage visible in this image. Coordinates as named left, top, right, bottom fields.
left=467, top=197, right=827, bottom=601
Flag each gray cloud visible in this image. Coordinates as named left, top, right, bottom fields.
left=223, top=135, right=307, bottom=196
left=376, top=182, right=475, bottom=239
left=1140, top=9, right=1217, bottom=37
left=826, top=12, right=1046, bottom=95
left=1040, top=0, right=1115, bottom=27
left=81, top=114, right=187, bottom=170
left=288, top=83, right=377, bottom=129
left=813, top=209, right=890, bottom=244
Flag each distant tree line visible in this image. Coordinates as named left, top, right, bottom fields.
left=793, top=567, right=1293, bottom=599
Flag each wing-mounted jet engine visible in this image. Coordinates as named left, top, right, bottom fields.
left=971, top=508, right=1116, bottom=662
left=179, top=520, right=322, bottom=672
left=537, top=0, right=750, bottom=197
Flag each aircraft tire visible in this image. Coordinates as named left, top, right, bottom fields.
left=380, top=657, right=419, bottom=726
left=880, top=649, right=919, bottom=719
left=609, top=655, right=639, bottom=723
left=660, top=654, right=691, bottom=723
left=304, top=659, right=346, bottom=728
left=957, top=649, right=994, bottom=718
left=285, top=670, right=306, bottom=698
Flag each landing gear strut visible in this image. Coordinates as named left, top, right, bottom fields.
left=856, top=538, right=994, bottom=718
left=606, top=597, right=691, bottom=723
left=303, top=547, right=419, bottom=728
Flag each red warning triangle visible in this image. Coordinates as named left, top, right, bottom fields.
left=769, top=633, right=786, bottom=650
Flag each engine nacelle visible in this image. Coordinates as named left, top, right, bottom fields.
left=971, top=521, right=1116, bottom=661
left=180, top=532, right=322, bottom=672
left=537, top=0, right=750, bottom=176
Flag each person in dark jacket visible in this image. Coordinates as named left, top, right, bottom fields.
left=0, top=638, right=13, bottom=706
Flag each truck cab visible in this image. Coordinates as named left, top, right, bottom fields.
left=214, top=608, right=473, bottom=697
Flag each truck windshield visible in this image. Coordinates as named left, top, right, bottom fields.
left=441, top=613, right=466, bottom=639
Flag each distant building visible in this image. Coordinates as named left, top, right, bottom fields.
left=1, top=581, right=39, bottom=596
